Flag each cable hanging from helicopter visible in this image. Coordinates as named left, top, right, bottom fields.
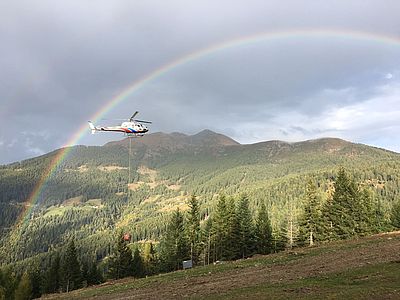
left=88, top=111, right=152, bottom=198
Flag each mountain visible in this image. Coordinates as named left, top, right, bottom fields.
left=1, top=130, right=399, bottom=266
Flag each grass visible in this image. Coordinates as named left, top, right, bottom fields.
left=213, top=262, right=400, bottom=300
left=44, top=232, right=400, bottom=299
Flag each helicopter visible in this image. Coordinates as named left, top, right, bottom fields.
left=88, top=111, right=151, bottom=137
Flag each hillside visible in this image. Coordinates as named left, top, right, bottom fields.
left=44, top=231, right=400, bottom=299
left=1, top=130, right=400, bottom=266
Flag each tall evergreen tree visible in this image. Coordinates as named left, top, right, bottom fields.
left=132, top=247, right=145, bottom=278
left=28, top=266, right=42, bottom=299
left=299, top=179, right=322, bottom=246
left=44, top=253, right=60, bottom=294
left=159, top=209, right=190, bottom=271
left=356, top=188, right=376, bottom=235
left=281, top=198, right=299, bottom=249
left=203, top=217, right=214, bottom=265
left=391, top=199, right=400, bottom=229
left=108, top=231, right=133, bottom=279
left=87, top=261, right=103, bottom=286
left=255, top=202, right=273, bottom=254
left=186, top=195, right=202, bottom=265
left=211, top=195, right=228, bottom=261
left=61, top=240, right=82, bottom=292
left=0, top=266, right=17, bottom=300
left=223, top=197, right=241, bottom=260
left=323, top=168, right=358, bottom=240
left=236, top=194, right=255, bottom=258
left=143, top=242, right=157, bottom=276
left=14, top=272, right=32, bottom=300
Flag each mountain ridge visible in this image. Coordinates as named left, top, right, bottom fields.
left=1, top=128, right=400, bottom=266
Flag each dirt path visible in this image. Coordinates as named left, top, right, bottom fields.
left=49, top=232, right=400, bottom=299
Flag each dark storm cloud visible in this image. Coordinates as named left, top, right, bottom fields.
left=1, top=0, right=400, bottom=163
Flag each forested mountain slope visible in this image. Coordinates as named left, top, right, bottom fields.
left=1, top=130, right=399, bottom=265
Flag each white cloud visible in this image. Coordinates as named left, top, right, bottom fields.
left=385, top=73, right=393, bottom=79
left=230, top=80, right=400, bottom=153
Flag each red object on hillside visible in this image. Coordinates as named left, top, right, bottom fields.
left=123, top=233, right=131, bottom=241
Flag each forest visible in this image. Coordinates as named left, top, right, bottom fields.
left=1, top=168, right=400, bottom=299
left=1, top=133, right=400, bottom=298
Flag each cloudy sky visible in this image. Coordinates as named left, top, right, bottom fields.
left=1, top=0, right=400, bottom=164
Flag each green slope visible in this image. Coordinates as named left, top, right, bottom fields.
left=1, top=131, right=400, bottom=265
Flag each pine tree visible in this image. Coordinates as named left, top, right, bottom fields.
left=212, top=195, right=228, bottom=261
left=28, top=266, right=42, bottom=299
left=0, top=266, right=18, bottom=300
left=132, top=247, right=145, bottom=278
left=356, top=188, right=376, bottom=235
left=299, top=179, right=322, bottom=246
left=14, top=272, right=32, bottom=300
left=202, top=217, right=212, bottom=265
left=255, top=202, right=273, bottom=254
left=108, top=232, right=133, bottom=279
left=223, top=197, right=241, bottom=260
left=61, top=240, right=82, bottom=292
left=323, top=168, right=358, bottom=240
left=187, top=195, right=202, bottom=265
left=143, top=242, right=157, bottom=275
left=44, top=253, right=60, bottom=293
left=391, top=199, right=400, bottom=229
left=81, top=260, right=89, bottom=287
left=87, top=261, right=103, bottom=286
left=236, top=194, right=255, bottom=258
left=159, top=209, right=190, bottom=271
left=281, top=198, right=299, bottom=249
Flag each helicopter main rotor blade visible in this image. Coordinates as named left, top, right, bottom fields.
left=134, top=119, right=152, bottom=124
left=130, top=111, right=139, bottom=122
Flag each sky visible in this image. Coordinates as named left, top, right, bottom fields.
left=1, top=0, right=400, bottom=164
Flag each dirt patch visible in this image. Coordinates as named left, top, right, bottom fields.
left=62, top=196, right=83, bottom=206
left=98, top=165, right=127, bottom=171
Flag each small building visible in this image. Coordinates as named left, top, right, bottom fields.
left=183, top=260, right=193, bottom=270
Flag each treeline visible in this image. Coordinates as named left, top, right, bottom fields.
left=0, top=239, right=103, bottom=299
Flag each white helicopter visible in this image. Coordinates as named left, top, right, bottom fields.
left=88, top=111, right=151, bottom=137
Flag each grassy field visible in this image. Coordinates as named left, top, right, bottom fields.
left=44, top=231, right=400, bottom=300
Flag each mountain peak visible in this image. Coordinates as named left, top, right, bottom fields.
left=190, top=129, right=240, bottom=146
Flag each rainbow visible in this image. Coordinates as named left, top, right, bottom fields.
left=17, top=28, right=400, bottom=228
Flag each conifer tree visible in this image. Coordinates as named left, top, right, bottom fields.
left=323, top=168, right=358, bottom=240
left=255, top=202, right=273, bottom=254
left=44, top=253, right=60, bottom=293
left=132, top=247, right=145, bottom=278
left=87, top=261, right=103, bottom=286
left=299, top=179, right=322, bottom=246
left=223, top=197, right=241, bottom=260
left=61, top=240, right=82, bottom=292
left=108, top=232, right=133, bottom=279
left=187, top=195, right=201, bottom=265
left=14, top=272, right=32, bottom=300
left=143, top=242, right=157, bottom=275
left=212, top=195, right=228, bottom=260
left=236, top=194, right=255, bottom=258
left=0, top=266, right=17, bottom=300
left=159, top=209, right=190, bottom=271
left=281, top=198, right=299, bottom=249
left=391, top=199, right=400, bottom=229
left=356, top=188, right=376, bottom=235
left=28, top=266, right=42, bottom=299
left=81, top=260, right=89, bottom=287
